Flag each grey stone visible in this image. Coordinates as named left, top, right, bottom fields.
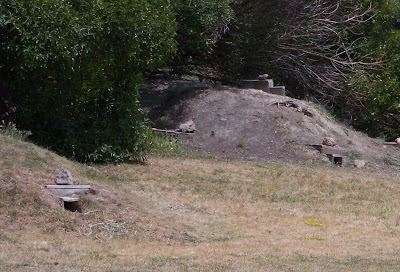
left=54, top=169, right=74, bottom=185
left=177, top=120, right=196, bottom=133
left=302, top=107, right=314, bottom=117
left=322, top=137, right=337, bottom=147
left=256, top=74, right=270, bottom=80
left=354, top=160, right=366, bottom=168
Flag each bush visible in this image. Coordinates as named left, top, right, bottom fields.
left=0, top=0, right=177, bottom=163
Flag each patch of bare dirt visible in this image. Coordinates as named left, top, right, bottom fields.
left=140, top=79, right=400, bottom=171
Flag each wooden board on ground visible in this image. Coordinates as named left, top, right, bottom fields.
left=384, top=142, right=400, bottom=146
left=45, top=185, right=91, bottom=197
left=152, top=128, right=193, bottom=140
left=152, top=128, right=183, bottom=135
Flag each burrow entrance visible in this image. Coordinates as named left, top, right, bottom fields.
left=62, top=197, right=82, bottom=212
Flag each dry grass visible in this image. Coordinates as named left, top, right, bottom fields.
left=1, top=134, right=400, bottom=271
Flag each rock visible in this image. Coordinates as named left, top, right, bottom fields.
left=396, top=137, right=400, bottom=144
left=177, top=120, right=196, bottom=133
left=54, top=169, right=74, bottom=185
left=322, top=137, right=337, bottom=146
left=256, top=74, right=270, bottom=80
left=302, top=107, right=314, bottom=117
left=87, top=166, right=102, bottom=175
left=354, top=160, right=366, bottom=168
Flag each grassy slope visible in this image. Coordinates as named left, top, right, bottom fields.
left=1, top=134, right=400, bottom=271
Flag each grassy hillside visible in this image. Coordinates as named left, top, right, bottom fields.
left=1, top=134, right=400, bottom=271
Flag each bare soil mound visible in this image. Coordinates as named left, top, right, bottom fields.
left=140, top=79, right=400, bottom=171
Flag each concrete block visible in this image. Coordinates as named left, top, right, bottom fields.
left=241, top=80, right=285, bottom=96
left=269, top=86, right=285, bottom=96
left=326, top=154, right=344, bottom=166
left=241, top=80, right=273, bottom=91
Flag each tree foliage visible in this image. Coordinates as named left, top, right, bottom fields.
left=171, top=0, right=234, bottom=65
left=348, top=0, right=400, bottom=138
left=212, top=0, right=400, bottom=139
left=0, top=0, right=235, bottom=163
left=5, top=0, right=400, bottom=161
left=0, top=0, right=177, bottom=163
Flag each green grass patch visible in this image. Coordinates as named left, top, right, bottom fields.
left=0, top=121, right=32, bottom=141
left=349, top=151, right=362, bottom=161
left=305, top=236, right=326, bottom=241
left=383, top=157, right=400, bottom=167
left=150, top=134, right=190, bottom=157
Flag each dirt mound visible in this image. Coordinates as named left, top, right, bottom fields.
left=140, top=79, right=400, bottom=170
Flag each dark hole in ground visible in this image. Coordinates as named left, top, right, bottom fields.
left=327, top=154, right=343, bottom=166
left=334, top=156, right=343, bottom=166
left=63, top=200, right=82, bottom=213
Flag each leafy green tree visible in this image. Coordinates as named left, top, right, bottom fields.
left=0, top=0, right=177, bottom=163
left=171, top=0, right=234, bottom=65
left=348, top=0, right=400, bottom=138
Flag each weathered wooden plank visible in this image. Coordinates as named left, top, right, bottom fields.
left=312, top=145, right=348, bottom=156
left=384, top=142, right=400, bottom=146
left=152, top=128, right=193, bottom=141
left=60, top=197, right=79, bottom=202
left=152, top=128, right=182, bottom=135
left=45, top=185, right=91, bottom=196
